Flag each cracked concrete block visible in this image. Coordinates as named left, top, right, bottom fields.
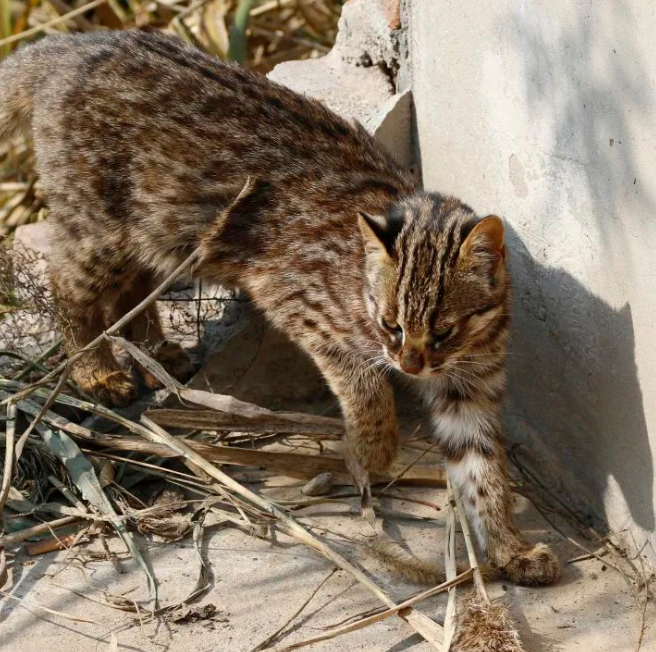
left=268, top=56, right=413, bottom=169
left=334, top=0, right=404, bottom=71
left=267, top=50, right=393, bottom=125
left=268, top=0, right=413, bottom=168
left=364, top=88, right=413, bottom=168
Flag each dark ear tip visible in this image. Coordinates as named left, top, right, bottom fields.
left=359, top=211, right=384, bottom=230
left=358, top=210, right=405, bottom=257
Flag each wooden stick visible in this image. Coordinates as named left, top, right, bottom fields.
left=0, top=388, right=445, bottom=487
left=0, top=516, right=80, bottom=548
left=443, top=479, right=458, bottom=650
left=75, top=435, right=444, bottom=486
left=450, top=480, right=489, bottom=604
left=0, top=404, right=16, bottom=528
left=144, top=407, right=344, bottom=436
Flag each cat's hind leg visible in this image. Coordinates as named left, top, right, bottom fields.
left=112, top=271, right=194, bottom=388
left=50, top=255, right=138, bottom=407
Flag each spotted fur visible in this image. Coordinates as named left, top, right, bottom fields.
left=0, top=30, right=559, bottom=586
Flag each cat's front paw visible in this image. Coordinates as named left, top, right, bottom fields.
left=500, top=542, right=561, bottom=586
left=90, top=370, right=139, bottom=407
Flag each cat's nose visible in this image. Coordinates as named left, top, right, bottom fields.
left=399, top=347, right=424, bottom=375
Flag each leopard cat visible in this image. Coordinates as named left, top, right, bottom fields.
left=0, top=30, right=560, bottom=586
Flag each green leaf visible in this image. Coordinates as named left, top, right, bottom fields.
left=228, top=0, right=254, bottom=63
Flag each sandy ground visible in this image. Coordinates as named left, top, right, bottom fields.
left=1, top=474, right=653, bottom=652
left=1, top=300, right=653, bottom=651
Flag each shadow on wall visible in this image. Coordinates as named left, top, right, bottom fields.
left=508, top=0, right=656, bottom=248
left=499, top=2, right=656, bottom=545
left=505, top=226, right=654, bottom=539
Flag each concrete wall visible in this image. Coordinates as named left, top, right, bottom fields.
left=405, top=0, right=656, bottom=565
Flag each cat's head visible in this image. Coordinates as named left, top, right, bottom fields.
left=359, top=193, right=509, bottom=378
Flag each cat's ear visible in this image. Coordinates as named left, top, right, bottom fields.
left=357, top=212, right=400, bottom=260
left=461, top=215, right=505, bottom=258
left=460, top=215, right=506, bottom=275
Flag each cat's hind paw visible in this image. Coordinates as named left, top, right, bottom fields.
left=155, top=341, right=194, bottom=381
left=140, top=341, right=195, bottom=389
left=90, top=370, right=139, bottom=407
left=501, top=542, right=561, bottom=586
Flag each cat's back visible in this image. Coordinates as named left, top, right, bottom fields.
left=27, top=30, right=406, bottom=189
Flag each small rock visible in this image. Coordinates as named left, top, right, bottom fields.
left=166, top=603, right=218, bottom=624
left=301, top=472, right=334, bottom=496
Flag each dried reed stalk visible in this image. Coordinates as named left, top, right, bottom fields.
left=448, top=478, right=525, bottom=652
left=443, top=479, right=458, bottom=650
left=0, top=0, right=110, bottom=47
left=0, top=402, right=16, bottom=522
left=0, top=514, right=81, bottom=547
left=1, top=379, right=445, bottom=487
left=263, top=570, right=474, bottom=652
left=144, top=407, right=340, bottom=436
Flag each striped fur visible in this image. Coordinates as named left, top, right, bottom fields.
left=0, top=31, right=559, bottom=586
left=365, top=197, right=560, bottom=585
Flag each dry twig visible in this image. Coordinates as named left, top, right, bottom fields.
left=262, top=570, right=473, bottom=652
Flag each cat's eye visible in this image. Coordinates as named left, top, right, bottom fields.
left=381, top=317, right=402, bottom=334
left=430, top=325, right=454, bottom=346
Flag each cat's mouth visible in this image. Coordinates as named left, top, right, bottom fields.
left=383, top=347, right=446, bottom=378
